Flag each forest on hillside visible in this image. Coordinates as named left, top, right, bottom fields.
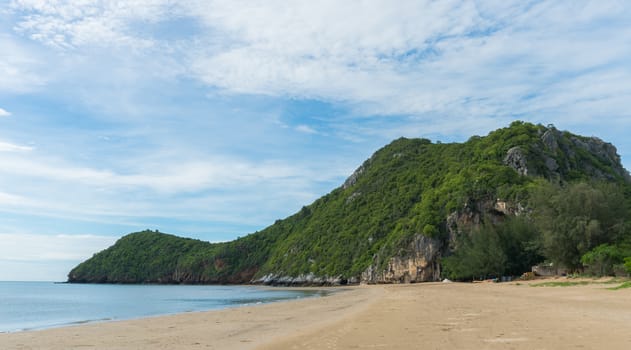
left=69, top=122, right=631, bottom=284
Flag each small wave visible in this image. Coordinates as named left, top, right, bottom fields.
left=68, top=317, right=113, bottom=326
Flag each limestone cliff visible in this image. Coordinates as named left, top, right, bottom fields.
left=361, top=234, right=442, bottom=283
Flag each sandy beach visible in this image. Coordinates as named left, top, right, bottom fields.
left=2, top=280, right=631, bottom=349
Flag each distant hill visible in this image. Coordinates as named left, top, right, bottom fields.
left=68, top=121, right=631, bottom=284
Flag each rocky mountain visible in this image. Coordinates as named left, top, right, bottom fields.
left=68, top=121, right=631, bottom=285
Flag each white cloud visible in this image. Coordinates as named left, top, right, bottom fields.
left=295, top=125, right=317, bottom=134
left=0, top=152, right=322, bottom=193
left=0, top=108, right=10, bottom=117
left=184, top=1, right=631, bottom=132
left=0, top=233, right=117, bottom=281
left=0, top=140, right=34, bottom=152
left=0, top=34, right=46, bottom=92
left=0, top=191, right=28, bottom=205
left=188, top=0, right=484, bottom=104
left=10, top=0, right=166, bottom=49
left=0, top=233, right=116, bottom=262
left=0, top=144, right=349, bottom=228
left=9, top=1, right=631, bottom=129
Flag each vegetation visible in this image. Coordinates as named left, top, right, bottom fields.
left=530, top=278, right=631, bottom=289
left=581, top=244, right=629, bottom=277
left=530, top=281, right=592, bottom=287
left=442, top=216, right=542, bottom=280
left=69, top=231, right=213, bottom=283
left=608, top=281, right=631, bottom=290
left=443, top=179, right=631, bottom=280
left=532, top=182, right=628, bottom=271
left=68, top=121, right=631, bottom=284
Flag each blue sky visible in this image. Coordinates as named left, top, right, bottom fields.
left=1, top=1, right=631, bottom=281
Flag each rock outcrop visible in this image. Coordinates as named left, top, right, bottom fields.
left=504, top=146, right=533, bottom=176
left=506, top=125, right=630, bottom=182
left=343, top=156, right=373, bottom=189
left=361, top=234, right=442, bottom=283
left=566, top=135, right=629, bottom=180
left=253, top=273, right=356, bottom=286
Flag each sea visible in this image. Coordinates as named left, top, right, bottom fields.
left=0, top=281, right=325, bottom=333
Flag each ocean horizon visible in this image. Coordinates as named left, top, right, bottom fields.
left=0, top=281, right=326, bottom=333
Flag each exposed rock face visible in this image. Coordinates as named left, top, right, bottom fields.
left=343, top=153, right=378, bottom=189
left=504, top=146, right=533, bottom=176
left=343, top=167, right=363, bottom=189
left=493, top=200, right=525, bottom=216
left=446, top=198, right=528, bottom=251
left=343, top=162, right=367, bottom=189
left=567, top=136, right=629, bottom=180
left=361, top=234, right=442, bottom=283
left=544, top=156, right=559, bottom=173
left=345, top=191, right=362, bottom=204
left=253, top=273, right=357, bottom=286
left=505, top=125, right=630, bottom=182
left=541, top=128, right=560, bottom=152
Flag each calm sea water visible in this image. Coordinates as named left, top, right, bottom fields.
left=0, top=282, right=324, bottom=333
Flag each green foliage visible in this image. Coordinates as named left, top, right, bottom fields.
left=531, top=279, right=631, bottom=289
left=442, top=216, right=542, bottom=280
left=609, top=281, right=631, bottom=290
left=530, top=281, right=592, bottom=287
left=441, top=224, right=507, bottom=280
left=422, top=224, right=439, bottom=237
left=68, top=230, right=214, bottom=283
left=581, top=244, right=628, bottom=276
left=532, top=181, right=629, bottom=271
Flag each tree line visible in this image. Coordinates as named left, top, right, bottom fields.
left=442, top=181, right=631, bottom=280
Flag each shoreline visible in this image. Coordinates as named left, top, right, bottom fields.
left=2, top=279, right=631, bottom=349
left=0, top=285, right=381, bottom=349
left=0, top=283, right=342, bottom=334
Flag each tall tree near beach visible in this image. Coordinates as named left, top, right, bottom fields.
left=532, top=182, right=628, bottom=271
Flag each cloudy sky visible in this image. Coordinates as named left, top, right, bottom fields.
left=1, top=0, right=631, bottom=281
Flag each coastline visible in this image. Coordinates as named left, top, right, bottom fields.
left=0, top=282, right=333, bottom=334
left=2, top=280, right=631, bottom=349
left=0, top=285, right=381, bottom=349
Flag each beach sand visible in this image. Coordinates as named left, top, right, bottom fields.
left=2, top=280, right=631, bottom=349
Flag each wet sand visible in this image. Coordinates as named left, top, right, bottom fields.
left=2, top=280, right=630, bottom=349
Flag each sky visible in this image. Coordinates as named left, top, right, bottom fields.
left=1, top=1, right=631, bottom=281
